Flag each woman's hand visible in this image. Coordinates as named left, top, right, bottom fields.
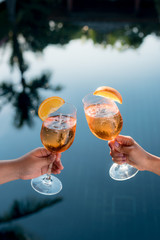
left=108, top=135, right=151, bottom=171
left=17, top=148, right=63, bottom=180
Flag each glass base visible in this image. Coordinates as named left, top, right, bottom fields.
left=31, top=174, right=62, bottom=195
left=109, top=163, right=138, bottom=181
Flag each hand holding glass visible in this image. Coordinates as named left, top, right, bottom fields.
left=31, top=103, right=77, bottom=195
left=83, top=93, right=138, bottom=180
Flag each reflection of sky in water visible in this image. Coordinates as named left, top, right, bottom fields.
left=1, top=35, right=160, bottom=91
left=0, top=34, right=160, bottom=239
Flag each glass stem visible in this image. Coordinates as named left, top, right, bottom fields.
left=47, top=162, right=53, bottom=175
left=45, top=174, right=52, bottom=181
left=43, top=162, right=53, bottom=183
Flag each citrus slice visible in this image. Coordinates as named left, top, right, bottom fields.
left=93, top=86, right=122, bottom=104
left=38, top=96, right=65, bottom=121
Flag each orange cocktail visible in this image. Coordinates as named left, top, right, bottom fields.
left=85, top=103, right=123, bottom=141
left=41, top=115, right=76, bottom=153
left=31, top=97, right=77, bottom=195
left=83, top=86, right=138, bottom=181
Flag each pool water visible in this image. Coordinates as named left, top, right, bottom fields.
left=0, top=1, right=160, bottom=239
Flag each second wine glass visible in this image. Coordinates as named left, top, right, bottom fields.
left=82, top=93, right=138, bottom=181
left=31, top=102, right=77, bottom=195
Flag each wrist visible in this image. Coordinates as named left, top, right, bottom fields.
left=143, top=153, right=153, bottom=172
left=6, top=159, right=20, bottom=182
left=12, top=159, right=21, bottom=180
left=14, top=157, right=25, bottom=180
left=144, top=153, right=160, bottom=175
left=0, top=159, right=20, bottom=184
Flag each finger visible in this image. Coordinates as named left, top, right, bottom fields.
left=55, top=162, right=64, bottom=170
left=115, top=135, right=134, bottom=146
left=54, top=160, right=64, bottom=170
left=113, top=137, right=134, bottom=154
left=33, top=147, right=52, bottom=158
left=52, top=170, right=61, bottom=174
left=44, top=153, right=62, bottom=168
left=112, top=158, right=127, bottom=165
left=50, top=152, right=61, bottom=162
left=110, top=149, right=124, bottom=158
left=111, top=155, right=127, bottom=161
left=46, top=154, right=57, bottom=165
left=39, top=154, right=56, bottom=168
left=55, top=152, right=61, bottom=162
left=51, top=165, right=61, bottom=174
left=57, top=152, right=61, bottom=158
left=108, top=140, right=115, bottom=150
left=114, top=144, right=133, bottom=155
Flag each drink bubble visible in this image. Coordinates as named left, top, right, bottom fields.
left=44, top=115, right=76, bottom=130
left=84, top=103, right=123, bottom=140
left=41, top=115, right=76, bottom=152
left=85, top=104, right=118, bottom=118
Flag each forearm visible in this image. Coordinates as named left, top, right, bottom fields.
left=0, top=160, right=19, bottom=184
left=145, top=153, right=160, bottom=176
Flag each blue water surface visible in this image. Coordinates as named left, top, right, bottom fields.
left=0, top=1, right=160, bottom=239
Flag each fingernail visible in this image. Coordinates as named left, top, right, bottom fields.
left=108, top=142, right=112, bottom=149
left=117, top=153, right=123, bottom=157
left=115, top=141, right=119, bottom=148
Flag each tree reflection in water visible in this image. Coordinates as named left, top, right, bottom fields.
left=0, top=197, right=62, bottom=223
left=0, top=1, right=63, bottom=128
left=0, top=72, right=62, bottom=128
left=0, top=0, right=160, bottom=128
left=0, top=225, right=37, bottom=240
left=0, top=196, right=63, bottom=240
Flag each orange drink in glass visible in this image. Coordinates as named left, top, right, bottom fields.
left=31, top=97, right=77, bottom=194
left=83, top=88, right=138, bottom=181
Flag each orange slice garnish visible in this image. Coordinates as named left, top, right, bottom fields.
left=93, top=86, right=122, bottom=104
left=38, top=96, right=65, bottom=121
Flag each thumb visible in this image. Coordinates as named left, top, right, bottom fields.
left=115, top=143, right=132, bottom=155
left=41, top=154, right=57, bottom=166
left=115, top=135, right=134, bottom=146
left=114, top=135, right=134, bottom=154
left=32, top=147, right=52, bottom=158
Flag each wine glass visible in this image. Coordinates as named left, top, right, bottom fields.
left=82, top=93, right=138, bottom=181
left=31, top=103, right=77, bottom=195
